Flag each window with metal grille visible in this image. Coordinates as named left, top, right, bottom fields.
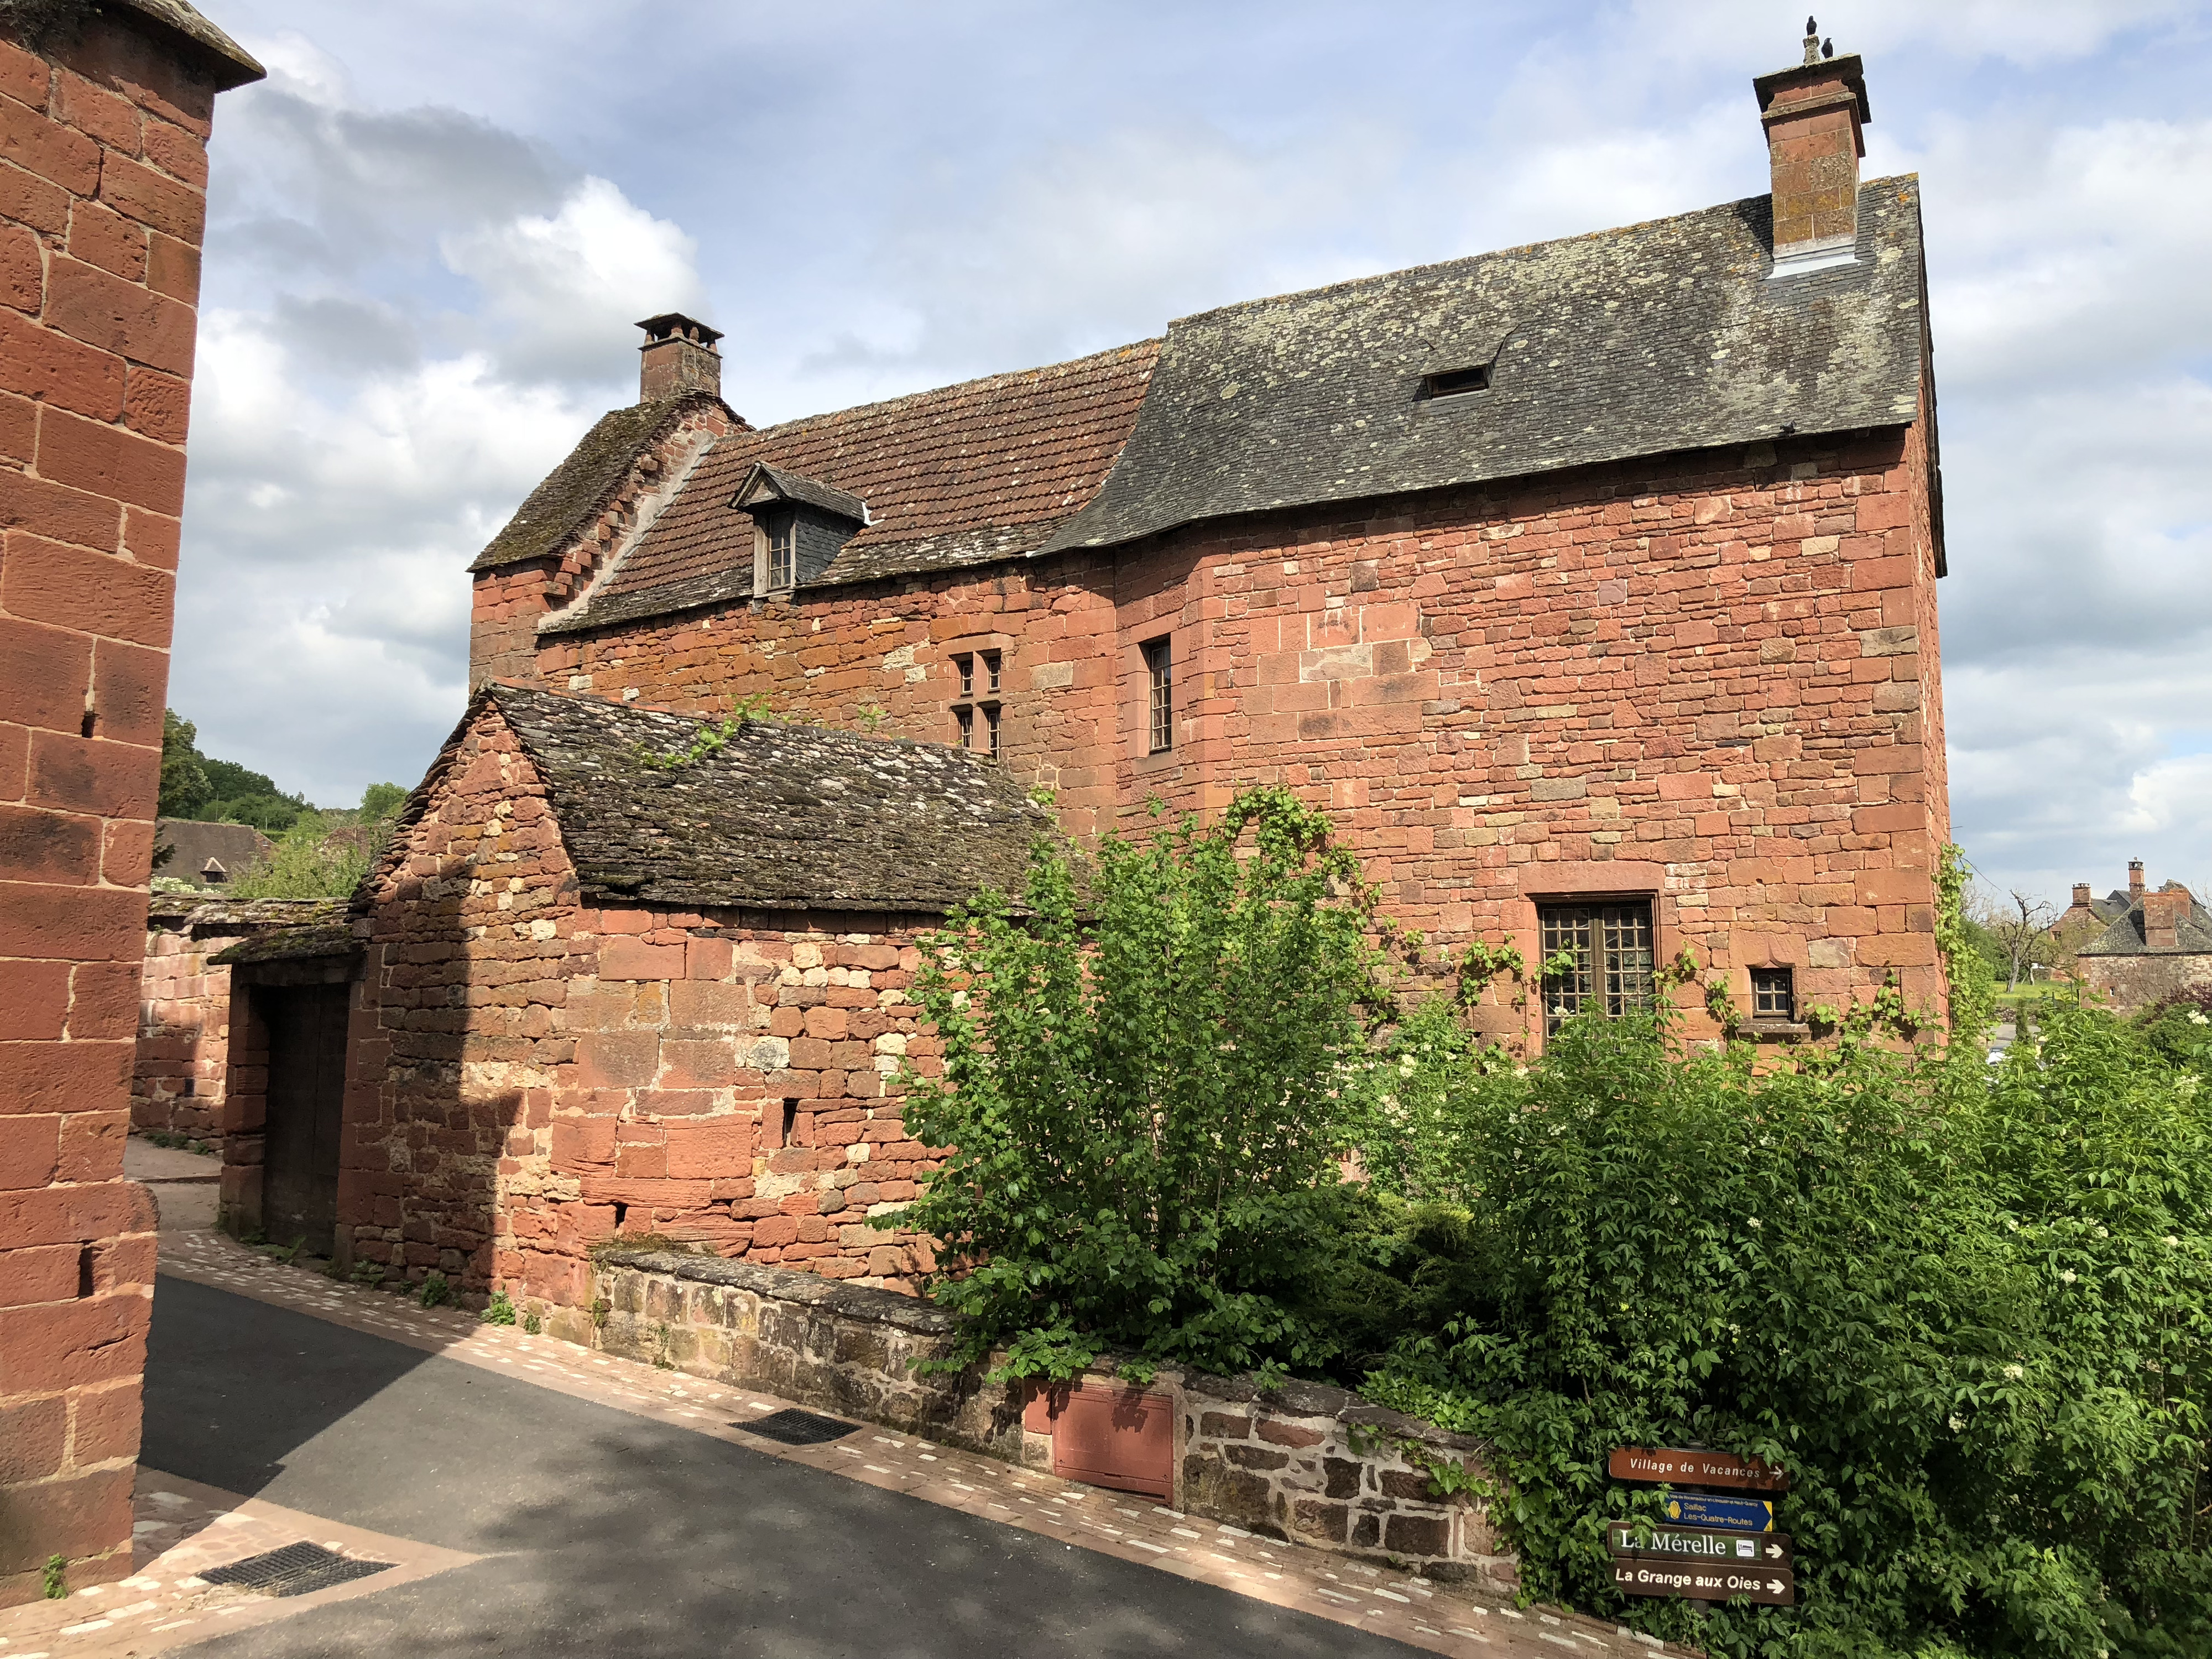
left=1750, top=966, right=1795, bottom=1022
left=1142, top=637, right=1172, bottom=754
left=1538, top=900, right=1655, bottom=1034
left=982, top=702, right=1000, bottom=760
left=982, top=650, right=1001, bottom=695
left=953, top=706, right=973, bottom=749
left=766, top=518, right=796, bottom=589
left=954, top=654, right=974, bottom=697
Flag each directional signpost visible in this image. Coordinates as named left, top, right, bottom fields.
left=1608, top=1447, right=1796, bottom=1606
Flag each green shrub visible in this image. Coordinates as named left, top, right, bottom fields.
left=480, top=1290, right=517, bottom=1326
left=900, top=786, right=1387, bottom=1383
left=418, top=1271, right=452, bottom=1309
left=1357, top=1004, right=2212, bottom=1657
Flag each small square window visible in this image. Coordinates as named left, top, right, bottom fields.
left=1142, top=637, right=1172, bottom=755
left=1750, top=967, right=1795, bottom=1022
left=1420, top=364, right=1491, bottom=399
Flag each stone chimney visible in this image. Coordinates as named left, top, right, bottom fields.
left=1753, top=19, right=1872, bottom=276
left=2129, top=859, right=2146, bottom=900
left=2143, top=888, right=2187, bottom=951
left=637, top=312, right=723, bottom=402
left=2072, top=883, right=2092, bottom=910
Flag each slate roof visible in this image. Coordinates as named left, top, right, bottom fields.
left=542, top=341, right=1159, bottom=632
left=470, top=392, right=728, bottom=572
left=524, top=176, right=1929, bottom=634
left=1045, top=178, right=1927, bottom=553
left=2078, top=886, right=2212, bottom=957
left=153, top=818, right=272, bottom=888
left=426, top=685, right=1063, bottom=915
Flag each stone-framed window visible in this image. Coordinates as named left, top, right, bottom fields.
left=1750, top=966, right=1796, bottom=1022
left=1539, top=899, right=1655, bottom=1034
left=1142, top=636, right=1172, bottom=754
left=951, top=650, right=1001, bottom=760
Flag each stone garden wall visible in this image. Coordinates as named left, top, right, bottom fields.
left=587, top=1248, right=1511, bottom=1584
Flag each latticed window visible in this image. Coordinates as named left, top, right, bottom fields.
left=766, top=518, right=796, bottom=589
left=950, top=649, right=1000, bottom=761
left=1750, top=966, right=1796, bottom=1022
left=1539, top=900, right=1655, bottom=1034
left=1143, top=637, right=1172, bottom=754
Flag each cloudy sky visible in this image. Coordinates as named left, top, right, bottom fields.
left=171, top=0, right=2211, bottom=904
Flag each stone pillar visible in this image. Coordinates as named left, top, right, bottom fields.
left=0, top=1, right=259, bottom=1606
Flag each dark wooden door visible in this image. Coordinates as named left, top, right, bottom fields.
left=260, top=983, right=349, bottom=1255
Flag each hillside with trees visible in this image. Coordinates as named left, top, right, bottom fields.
left=157, top=709, right=407, bottom=898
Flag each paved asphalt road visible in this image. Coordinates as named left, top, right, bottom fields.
left=147, top=1275, right=1426, bottom=1658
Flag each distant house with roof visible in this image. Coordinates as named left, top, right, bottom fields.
left=153, top=818, right=272, bottom=889
left=2073, top=863, right=2212, bottom=1016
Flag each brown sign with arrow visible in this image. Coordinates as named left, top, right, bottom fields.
left=1607, top=1447, right=1790, bottom=1492
left=1609, top=1559, right=1795, bottom=1605
left=1608, top=1522, right=1792, bottom=1567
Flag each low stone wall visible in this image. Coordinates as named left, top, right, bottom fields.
left=586, top=1249, right=1510, bottom=1583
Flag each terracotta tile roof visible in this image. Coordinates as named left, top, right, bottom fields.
left=566, top=340, right=1158, bottom=619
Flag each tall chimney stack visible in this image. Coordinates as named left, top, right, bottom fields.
left=2128, top=859, right=2146, bottom=899
left=1754, top=20, right=1871, bottom=276
left=2072, top=883, right=2092, bottom=910
left=2143, top=889, right=2186, bottom=952
left=637, top=312, right=723, bottom=403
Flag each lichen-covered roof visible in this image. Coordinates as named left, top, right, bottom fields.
left=2078, top=886, right=2212, bottom=957
left=1046, top=178, right=1927, bottom=552
left=208, top=920, right=363, bottom=966
left=148, top=895, right=346, bottom=935
left=469, top=393, right=727, bottom=572
left=545, top=342, right=1159, bottom=630
left=478, top=685, right=1062, bottom=914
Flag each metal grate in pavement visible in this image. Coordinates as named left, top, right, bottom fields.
left=200, top=1541, right=397, bottom=1598
left=735, top=1407, right=859, bottom=1445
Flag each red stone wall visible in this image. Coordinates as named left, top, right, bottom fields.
left=0, top=13, right=237, bottom=1604
left=132, top=916, right=232, bottom=1141
left=341, top=702, right=946, bottom=1318
left=2081, top=954, right=2212, bottom=1020
left=505, top=421, right=1948, bottom=1045
left=469, top=401, right=738, bottom=691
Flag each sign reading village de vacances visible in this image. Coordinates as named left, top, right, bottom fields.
left=1610, top=1448, right=1795, bottom=1606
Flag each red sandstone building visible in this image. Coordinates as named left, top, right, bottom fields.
left=472, top=38, right=1949, bottom=1046
left=205, top=37, right=1955, bottom=1321
left=0, top=0, right=258, bottom=1605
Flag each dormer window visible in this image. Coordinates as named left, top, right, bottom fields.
left=1421, top=365, right=1491, bottom=399
left=732, top=462, right=867, bottom=597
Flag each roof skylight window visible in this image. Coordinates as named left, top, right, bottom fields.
left=1421, top=365, right=1492, bottom=399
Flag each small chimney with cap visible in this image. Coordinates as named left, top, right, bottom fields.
left=637, top=312, right=723, bottom=403
left=1753, top=18, right=1872, bottom=276
left=2072, top=883, right=2093, bottom=910
left=2129, top=859, right=2146, bottom=900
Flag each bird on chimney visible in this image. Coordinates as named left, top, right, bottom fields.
left=1823, top=38, right=1835, bottom=58
left=1803, top=17, right=1820, bottom=65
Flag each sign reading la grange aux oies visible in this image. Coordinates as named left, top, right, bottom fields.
left=1608, top=1447, right=1796, bottom=1608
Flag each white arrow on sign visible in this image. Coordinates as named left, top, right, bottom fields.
left=1766, top=1579, right=1786, bottom=1594
left=1765, top=1544, right=1785, bottom=1559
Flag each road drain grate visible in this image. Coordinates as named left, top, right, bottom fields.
left=736, top=1407, right=860, bottom=1445
left=200, top=1541, right=397, bottom=1598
